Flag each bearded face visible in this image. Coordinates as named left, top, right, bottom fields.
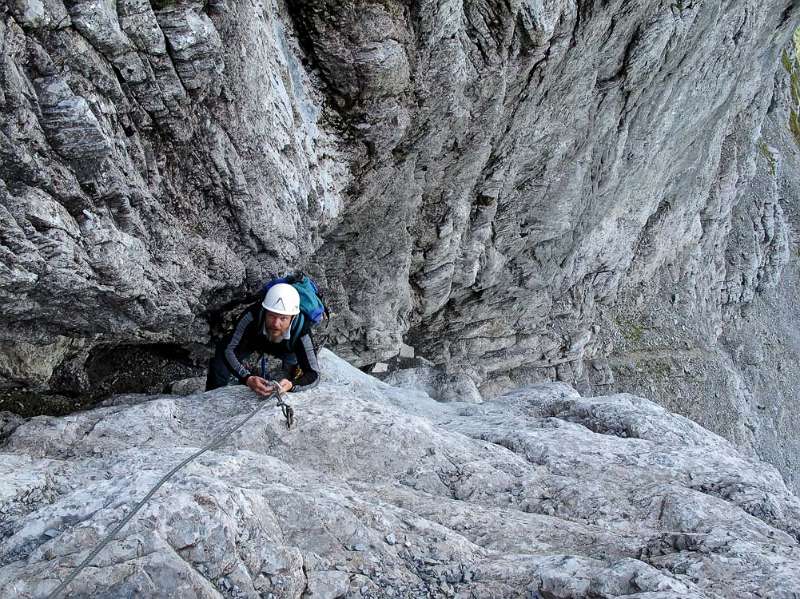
left=265, top=310, right=293, bottom=342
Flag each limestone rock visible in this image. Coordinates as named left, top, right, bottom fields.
left=2, top=0, right=800, bottom=507
left=169, top=376, right=205, bottom=396
left=0, top=0, right=344, bottom=393
left=0, top=351, right=798, bottom=598
left=386, top=366, right=483, bottom=404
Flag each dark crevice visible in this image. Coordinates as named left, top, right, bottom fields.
left=84, top=342, right=202, bottom=395
left=284, top=0, right=351, bottom=115
left=777, top=1, right=797, bottom=30
left=0, top=343, right=206, bottom=417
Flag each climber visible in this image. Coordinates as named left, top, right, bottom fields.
left=205, top=283, right=320, bottom=395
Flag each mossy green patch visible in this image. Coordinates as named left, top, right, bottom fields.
left=620, top=322, right=645, bottom=343
left=647, top=359, right=674, bottom=378
left=758, top=140, right=777, bottom=176
left=670, top=0, right=696, bottom=16
left=784, top=27, right=800, bottom=149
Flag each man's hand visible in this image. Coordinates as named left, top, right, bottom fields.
left=246, top=376, right=274, bottom=396
left=277, top=378, right=293, bottom=393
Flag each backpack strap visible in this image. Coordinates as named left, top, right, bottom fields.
left=290, top=313, right=306, bottom=343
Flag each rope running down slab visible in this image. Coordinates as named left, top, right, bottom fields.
left=46, top=387, right=292, bottom=599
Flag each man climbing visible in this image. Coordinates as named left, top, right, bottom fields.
left=205, top=283, right=320, bottom=395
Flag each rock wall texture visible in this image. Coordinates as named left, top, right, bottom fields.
left=592, top=40, right=800, bottom=493
left=1, top=2, right=800, bottom=487
left=1, top=0, right=347, bottom=395
left=1, top=352, right=800, bottom=598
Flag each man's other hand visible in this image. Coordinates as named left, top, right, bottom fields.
left=246, top=376, right=274, bottom=396
left=277, top=378, right=293, bottom=393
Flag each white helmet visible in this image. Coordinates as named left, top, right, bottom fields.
left=262, top=283, right=300, bottom=315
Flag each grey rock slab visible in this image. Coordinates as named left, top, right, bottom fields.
left=386, top=367, right=483, bottom=404
left=304, top=570, right=350, bottom=598
left=0, top=350, right=798, bottom=598
left=169, top=376, right=206, bottom=397
left=2, top=0, right=800, bottom=508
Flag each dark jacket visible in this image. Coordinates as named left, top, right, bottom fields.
left=224, top=302, right=320, bottom=392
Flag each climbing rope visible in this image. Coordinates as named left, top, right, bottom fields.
left=46, top=385, right=293, bottom=599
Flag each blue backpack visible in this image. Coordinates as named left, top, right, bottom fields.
left=261, top=272, right=329, bottom=338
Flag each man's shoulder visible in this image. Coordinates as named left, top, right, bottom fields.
left=233, top=302, right=262, bottom=325
left=297, top=315, right=317, bottom=337
left=290, top=318, right=316, bottom=347
left=248, top=300, right=264, bottom=313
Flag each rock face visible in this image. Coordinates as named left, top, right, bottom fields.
left=593, top=57, right=800, bottom=494
left=1, top=2, right=800, bottom=488
left=1, top=351, right=799, bottom=598
left=0, top=0, right=346, bottom=396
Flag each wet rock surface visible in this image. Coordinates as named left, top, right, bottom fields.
left=1, top=351, right=798, bottom=598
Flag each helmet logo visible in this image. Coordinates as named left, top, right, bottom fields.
left=262, top=282, right=301, bottom=315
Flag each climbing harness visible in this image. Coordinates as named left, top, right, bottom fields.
left=46, top=385, right=294, bottom=599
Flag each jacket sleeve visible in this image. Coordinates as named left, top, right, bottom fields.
left=224, top=311, right=255, bottom=382
left=290, top=332, right=320, bottom=392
